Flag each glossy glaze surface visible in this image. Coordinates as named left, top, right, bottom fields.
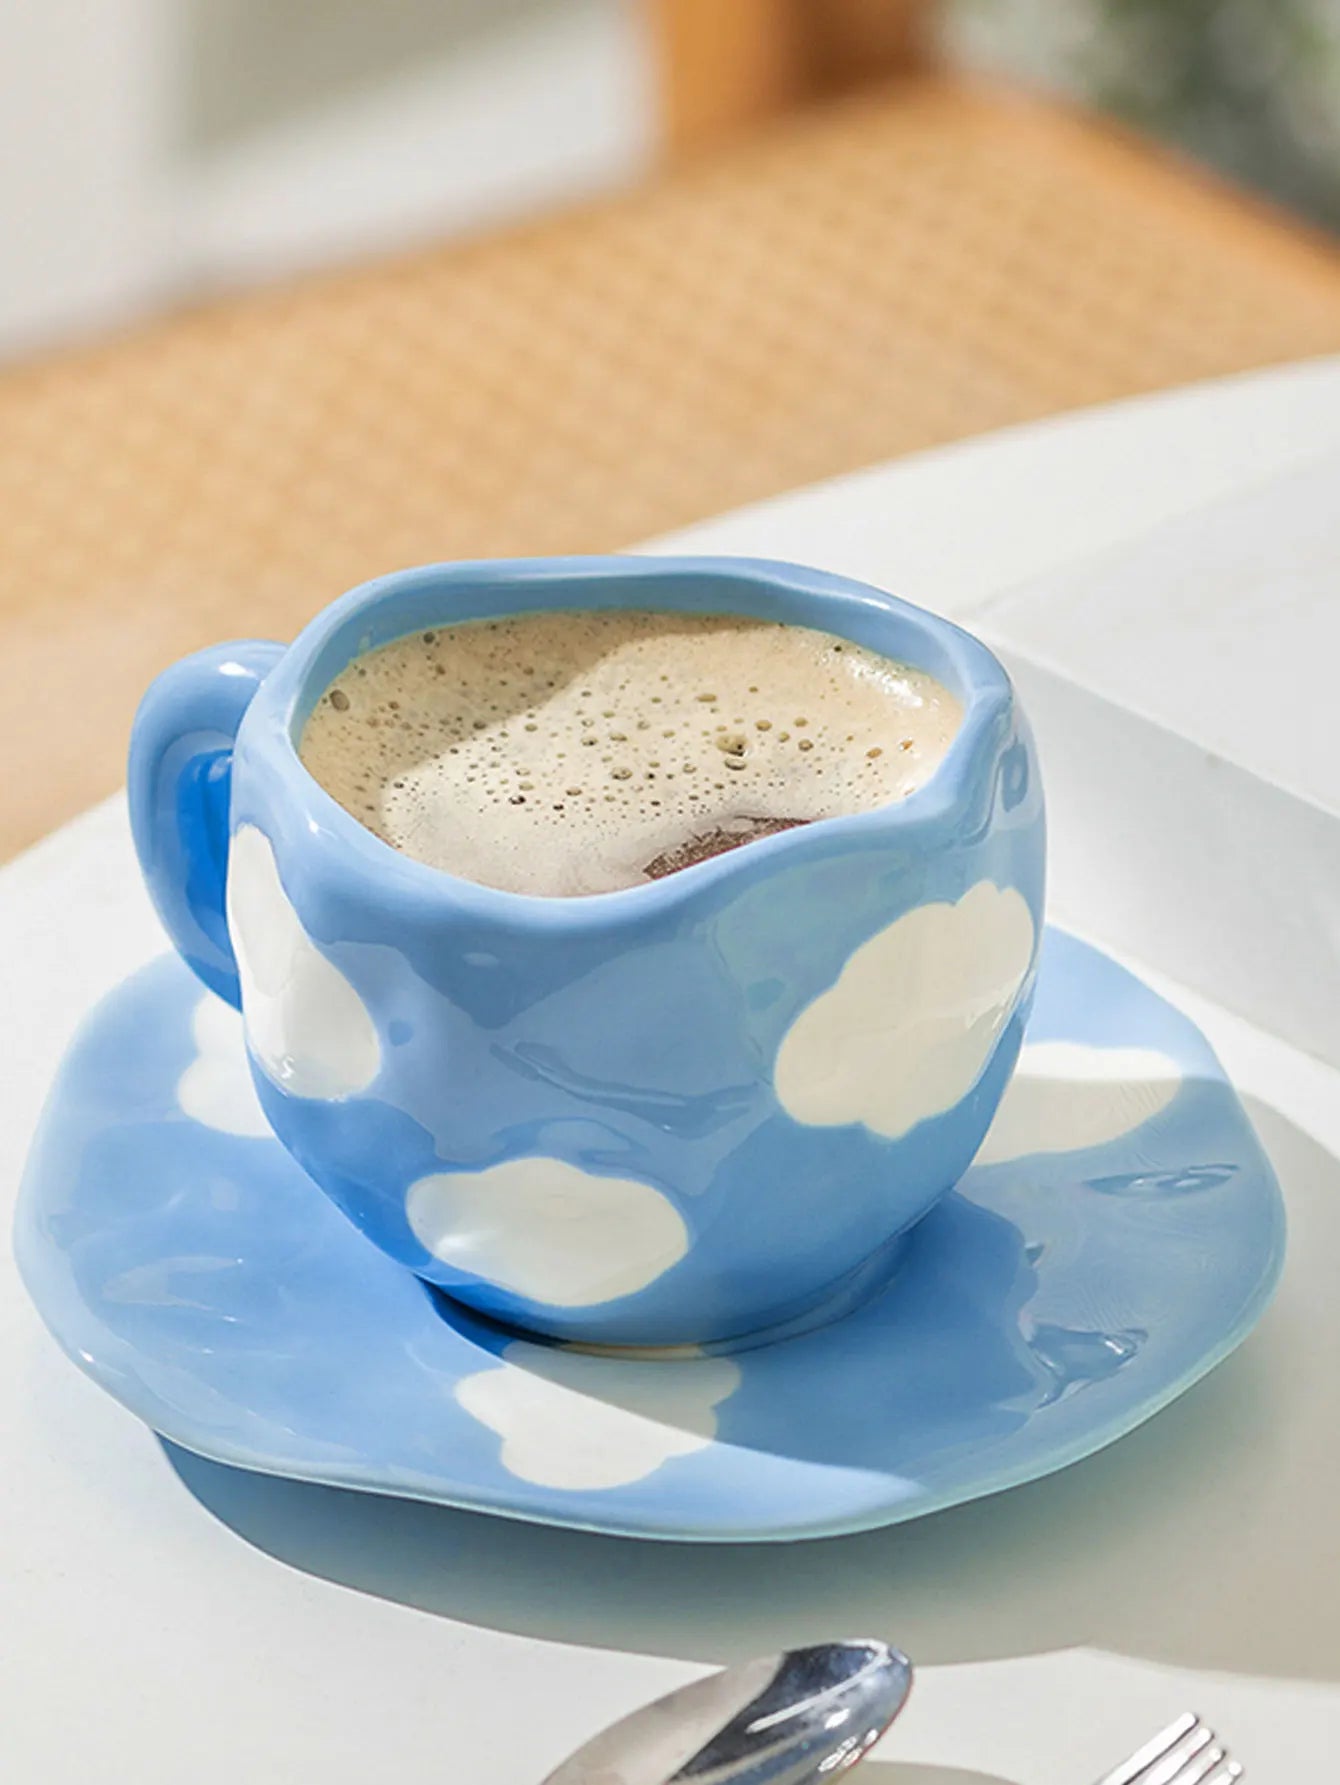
left=126, top=557, right=1045, bottom=1346
left=14, top=930, right=1284, bottom=1542
left=541, top=1642, right=911, bottom=1784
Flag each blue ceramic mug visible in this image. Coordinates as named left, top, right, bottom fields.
left=129, top=557, right=1045, bottom=1347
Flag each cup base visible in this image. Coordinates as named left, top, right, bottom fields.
left=427, top=1222, right=918, bottom=1361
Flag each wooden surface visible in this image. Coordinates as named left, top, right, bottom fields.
left=649, top=0, right=931, bottom=154
left=3, top=75, right=1340, bottom=860
left=649, top=0, right=811, bottom=153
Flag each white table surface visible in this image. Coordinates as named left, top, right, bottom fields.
left=661, top=358, right=1340, bottom=1076
left=7, top=360, right=1340, bottom=1783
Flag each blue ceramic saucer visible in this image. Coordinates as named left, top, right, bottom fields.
left=15, top=930, right=1284, bottom=1542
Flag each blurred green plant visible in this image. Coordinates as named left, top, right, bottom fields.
left=947, top=0, right=1340, bottom=228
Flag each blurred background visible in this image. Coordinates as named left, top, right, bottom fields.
left=4, top=0, right=1340, bottom=855
left=8, top=0, right=1340, bottom=355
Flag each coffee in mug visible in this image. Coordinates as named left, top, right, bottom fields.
left=298, top=610, right=962, bottom=895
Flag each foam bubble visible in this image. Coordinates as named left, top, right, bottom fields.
left=299, top=611, right=963, bottom=895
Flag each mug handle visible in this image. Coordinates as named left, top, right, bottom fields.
left=127, top=640, right=284, bottom=1008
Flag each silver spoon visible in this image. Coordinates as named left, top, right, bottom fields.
left=541, top=1639, right=913, bottom=1784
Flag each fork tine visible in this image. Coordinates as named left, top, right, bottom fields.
left=1095, top=1715, right=1201, bottom=1785
left=1198, top=1767, right=1243, bottom=1784
left=1136, top=1726, right=1214, bottom=1785
left=1167, top=1745, right=1226, bottom=1785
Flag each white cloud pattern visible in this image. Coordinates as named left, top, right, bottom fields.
left=406, top=1156, right=689, bottom=1307
left=774, top=881, right=1035, bottom=1140
left=974, top=1040, right=1182, bottom=1165
left=176, top=993, right=271, bottom=1137
left=455, top=1342, right=740, bottom=1489
left=226, top=825, right=381, bottom=1099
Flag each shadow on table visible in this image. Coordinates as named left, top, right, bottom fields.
left=164, top=1096, right=1336, bottom=1688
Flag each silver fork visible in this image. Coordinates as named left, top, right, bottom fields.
left=1096, top=1712, right=1243, bottom=1785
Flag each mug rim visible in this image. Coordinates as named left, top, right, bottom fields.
left=247, top=554, right=1014, bottom=927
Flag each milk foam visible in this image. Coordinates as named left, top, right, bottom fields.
left=298, top=610, right=962, bottom=895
